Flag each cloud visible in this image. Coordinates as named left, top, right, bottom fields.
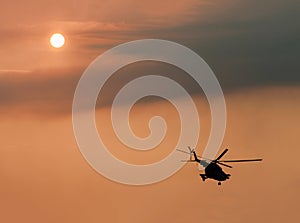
left=0, top=69, right=31, bottom=74
left=0, top=68, right=80, bottom=116
left=0, top=0, right=299, bottom=117
left=0, top=62, right=204, bottom=116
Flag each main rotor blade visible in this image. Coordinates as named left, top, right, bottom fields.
left=220, top=159, right=263, bottom=163
left=215, top=148, right=229, bottom=161
left=217, top=161, right=232, bottom=168
left=176, top=149, right=191, bottom=155
left=176, top=149, right=213, bottom=163
left=181, top=160, right=197, bottom=162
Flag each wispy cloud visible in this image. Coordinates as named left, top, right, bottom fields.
left=0, top=69, right=32, bottom=74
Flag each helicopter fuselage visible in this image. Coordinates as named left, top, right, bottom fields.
left=200, top=162, right=230, bottom=184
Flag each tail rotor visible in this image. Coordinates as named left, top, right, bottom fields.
left=177, top=146, right=196, bottom=162
left=176, top=146, right=210, bottom=167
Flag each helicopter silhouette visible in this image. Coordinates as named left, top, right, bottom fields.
left=177, top=147, right=262, bottom=185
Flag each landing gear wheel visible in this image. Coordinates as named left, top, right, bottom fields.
left=218, top=182, right=221, bottom=186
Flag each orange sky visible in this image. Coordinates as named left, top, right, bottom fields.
left=1, top=87, right=299, bottom=222
left=0, top=1, right=299, bottom=223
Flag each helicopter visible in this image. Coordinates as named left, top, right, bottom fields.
left=177, top=147, right=262, bottom=185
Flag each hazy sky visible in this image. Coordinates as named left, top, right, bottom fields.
left=0, top=1, right=299, bottom=222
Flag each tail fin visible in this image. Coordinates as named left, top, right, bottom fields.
left=188, top=146, right=200, bottom=162
left=193, top=151, right=200, bottom=162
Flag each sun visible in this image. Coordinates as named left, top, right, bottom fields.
left=50, top=33, right=65, bottom=48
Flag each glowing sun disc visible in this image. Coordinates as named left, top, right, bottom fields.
left=50, top=33, right=65, bottom=48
